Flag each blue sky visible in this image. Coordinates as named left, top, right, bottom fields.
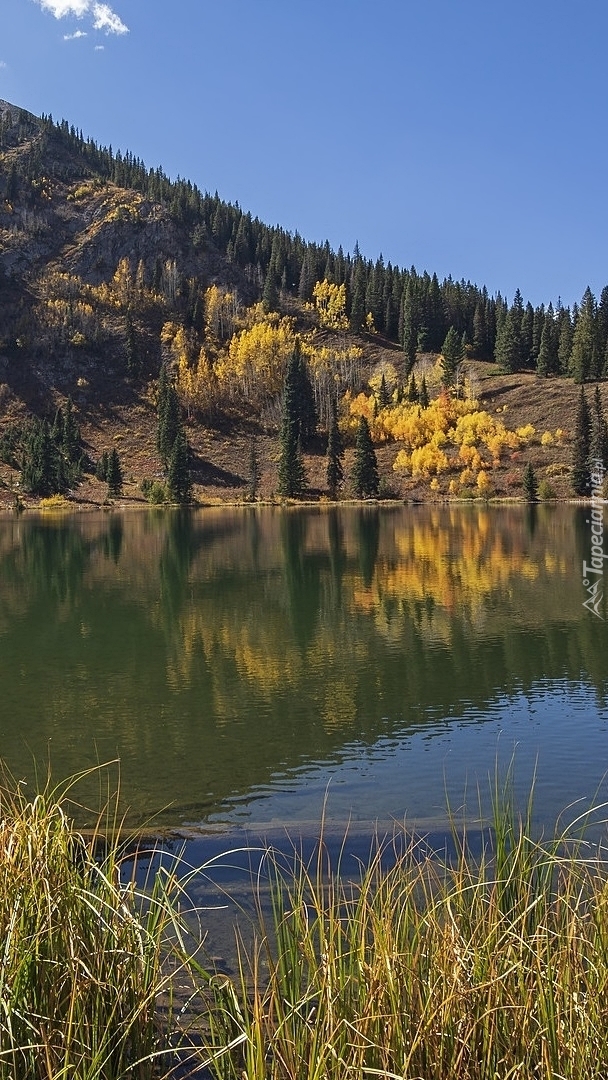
left=1, top=0, right=607, bottom=308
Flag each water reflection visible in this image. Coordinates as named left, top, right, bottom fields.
left=0, top=505, right=606, bottom=829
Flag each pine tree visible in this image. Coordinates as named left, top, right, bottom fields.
left=326, top=399, right=344, bottom=500
left=520, top=303, right=534, bottom=367
left=167, top=428, right=191, bottom=503
left=522, top=462, right=538, bottom=502
left=472, top=300, right=487, bottom=358
left=536, top=317, right=557, bottom=377
left=248, top=437, right=261, bottom=500
left=419, top=376, right=430, bottom=408
left=61, top=398, right=80, bottom=464
left=407, top=373, right=419, bottom=403
left=96, top=450, right=110, bottom=481
left=401, top=284, right=417, bottom=372
left=157, top=373, right=181, bottom=468
left=589, top=385, right=608, bottom=471
left=440, top=326, right=464, bottom=386
left=494, top=310, right=520, bottom=372
left=295, top=343, right=317, bottom=447
left=557, top=312, right=573, bottom=374
left=572, top=387, right=591, bottom=495
left=106, top=448, right=123, bottom=497
left=262, top=265, right=278, bottom=311
left=278, top=348, right=306, bottom=497
left=378, top=372, right=390, bottom=408
left=570, top=287, right=596, bottom=383
left=21, top=418, right=62, bottom=496
left=352, top=416, right=379, bottom=499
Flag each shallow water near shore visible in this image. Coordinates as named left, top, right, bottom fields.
left=1, top=503, right=607, bottom=860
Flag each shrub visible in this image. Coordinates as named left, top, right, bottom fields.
left=546, top=462, right=571, bottom=477
left=538, top=479, right=557, bottom=500
left=141, top=478, right=168, bottom=504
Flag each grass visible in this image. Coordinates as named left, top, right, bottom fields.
left=0, top=766, right=206, bottom=1080
left=5, top=768, right=608, bottom=1079
left=198, top=787, right=608, bottom=1080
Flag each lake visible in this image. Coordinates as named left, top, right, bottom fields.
left=1, top=504, right=607, bottom=854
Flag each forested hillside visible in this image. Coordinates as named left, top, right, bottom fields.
left=0, top=99, right=606, bottom=507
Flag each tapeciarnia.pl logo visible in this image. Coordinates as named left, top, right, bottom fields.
left=582, top=460, right=606, bottom=619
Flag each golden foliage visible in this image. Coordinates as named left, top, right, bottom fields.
left=312, top=280, right=348, bottom=331
left=204, top=285, right=237, bottom=341
left=218, top=316, right=296, bottom=401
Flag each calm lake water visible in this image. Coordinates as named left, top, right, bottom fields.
left=1, top=504, right=607, bottom=851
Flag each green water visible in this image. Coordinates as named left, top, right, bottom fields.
left=0, top=504, right=607, bottom=836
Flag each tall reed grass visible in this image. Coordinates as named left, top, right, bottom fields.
left=0, top=768, right=201, bottom=1080
left=199, top=790, right=608, bottom=1080
left=5, top=766, right=608, bottom=1080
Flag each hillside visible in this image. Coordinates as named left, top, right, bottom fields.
left=0, top=99, right=604, bottom=509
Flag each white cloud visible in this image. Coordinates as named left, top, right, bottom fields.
left=94, top=44, right=104, bottom=50
left=35, top=0, right=128, bottom=34
left=92, top=3, right=127, bottom=34
left=38, top=0, right=90, bottom=16
left=63, top=29, right=87, bottom=39
left=0, top=61, right=7, bottom=69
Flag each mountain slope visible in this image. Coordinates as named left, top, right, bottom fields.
left=0, top=101, right=598, bottom=506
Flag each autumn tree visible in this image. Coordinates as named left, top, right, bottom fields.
left=313, top=280, right=348, bottom=330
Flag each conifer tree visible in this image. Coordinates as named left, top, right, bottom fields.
left=522, top=462, right=538, bottom=502
left=589, top=385, right=608, bottom=471
left=248, top=437, right=261, bottom=500
left=157, top=370, right=181, bottom=468
left=106, top=448, right=123, bottom=497
left=407, top=373, right=419, bottom=403
left=278, top=347, right=306, bottom=497
left=61, top=398, right=80, bottom=464
left=440, top=326, right=464, bottom=386
left=494, top=310, right=520, bottom=372
left=326, top=398, right=344, bottom=500
left=21, top=418, right=61, bottom=496
left=419, top=375, right=430, bottom=408
left=572, top=387, right=591, bottom=495
left=96, top=450, right=110, bottom=481
left=401, top=284, right=417, bottom=372
left=262, top=265, right=278, bottom=312
left=472, top=300, right=487, bottom=358
left=378, top=372, right=390, bottom=408
left=167, top=428, right=192, bottom=503
left=295, top=343, right=317, bottom=447
left=352, top=416, right=379, bottom=499
left=558, top=312, right=573, bottom=374
left=570, top=288, right=596, bottom=383
left=536, top=317, right=558, bottom=376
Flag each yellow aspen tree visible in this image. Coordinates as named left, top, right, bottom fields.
left=312, top=280, right=349, bottom=330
